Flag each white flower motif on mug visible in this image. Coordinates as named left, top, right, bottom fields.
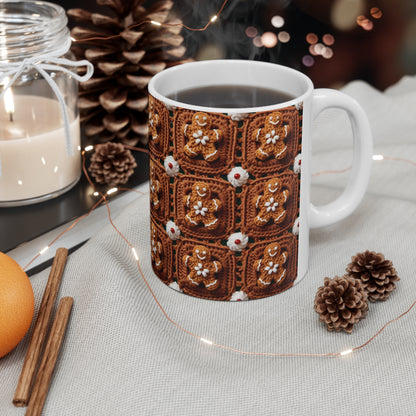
left=193, top=201, right=208, bottom=216
left=293, top=153, right=302, bottom=174
left=165, top=103, right=177, bottom=111
left=230, top=290, right=249, bottom=301
left=166, top=221, right=181, bottom=240
left=164, top=155, right=180, bottom=177
left=227, top=232, right=249, bottom=251
left=227, top=166, right=249, bottom=187
left=227, top=112, right=249, bottom=121
left=292, top=217, right=300, bottom=235
left=193, top=130, right=210, bottom=146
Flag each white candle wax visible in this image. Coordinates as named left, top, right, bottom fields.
left=0, top=95, right=81, bottom=203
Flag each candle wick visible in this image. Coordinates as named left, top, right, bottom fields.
left=9, top=112, right=13, bottom=122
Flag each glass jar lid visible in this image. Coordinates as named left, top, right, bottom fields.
left=0, top=1, right=70, bottom=62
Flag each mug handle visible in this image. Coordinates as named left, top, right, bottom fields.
left=309, top=89, right=373, bottom=229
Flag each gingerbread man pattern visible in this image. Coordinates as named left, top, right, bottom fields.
left=254, top=242, right=288, bottom=287
left=252, top=111, right=289, bottom=160
left=184, top=112, right=222, bottom=162
left=184, top=182, right=221, bottom=230
left=151, top=226, right=163, bottom=271
left=150, top=163, right=161, bottom=210
left=253, top=178, right=289, bottom=227
left=183, top=245, right=222, bottom=290
left=148, top=97, right=160, bottom=144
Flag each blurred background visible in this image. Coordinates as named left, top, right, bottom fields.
left=63, top=0, right=416, bottom=90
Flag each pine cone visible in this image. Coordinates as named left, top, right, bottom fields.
left=346, top=250, right=399, bottom=302
left=88, top=143, right=137, bottom=186
left=314, top=276, right=368, bottom=334
left=68, top=0, right=191, bottom=146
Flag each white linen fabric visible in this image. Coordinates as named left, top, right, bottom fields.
left=1, top=77, right=415, bottom=415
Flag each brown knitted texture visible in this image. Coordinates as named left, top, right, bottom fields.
left=175, top=177, right=235, bottom=240
left=242, top=109, right=300, bottom=175
left=241, top=173, right=299, bottom=239
left=173, top=110, right=236, bottom=176
left=177, top=240, right=235, bottom=301
left=149, top=97, right=303, bottom=300
left=242, top=235, right=297, bottom=299
left=89, top=142, right=137, bottom=186
left=149, top=160, right=170, bottom=223
left=151, top=221, right=173, bottom=284
left=346, top=250, right=400, bottom=302
left=68, top=0, right=190, bottom=146
left=314, top=276, right=368, bottom=334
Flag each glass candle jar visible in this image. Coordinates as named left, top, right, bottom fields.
left=0, top=1, right=92, bottom=206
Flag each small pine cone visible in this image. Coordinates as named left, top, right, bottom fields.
left=314, top=276, right=368, bottom=334
left=88, top=143, right=137, bottom=186
left=346, top=250, right=399, bottom=302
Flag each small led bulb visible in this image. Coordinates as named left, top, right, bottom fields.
left=200, top=338, right=213, bottom=346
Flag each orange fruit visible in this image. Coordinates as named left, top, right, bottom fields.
left=0, top=252, right=34, bottom=358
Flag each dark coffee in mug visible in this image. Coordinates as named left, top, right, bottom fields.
left=168, top=85, right=295, bottom=108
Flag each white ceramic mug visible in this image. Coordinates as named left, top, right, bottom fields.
left=148, top=60, right=372, bottom=301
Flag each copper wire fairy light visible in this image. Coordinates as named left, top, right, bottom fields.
left=18, top=143, right=416, bottom=359
left=313, top=155, right=416, bottom=177
left=19, top=2, right=416, bottom=358
left=23, top=194, right=106, bottom=270
left=84, top=150, right=416, bottom=357
left=71, top=0, right=229, bottom=43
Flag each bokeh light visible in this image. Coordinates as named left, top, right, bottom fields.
left=271, top=15, right=285, bottom=28
left=253, top=36, right=263, bottom=47
left=314, top=43, right=326, bottom=55
left=370, top=7, right=382, bottom=19
left=331, top=0, right=365, bottom=31
left=308, top=40, right=334, bottom=59
left=362, top=20, right=374, bottom=31
left=261, top=32, right=278, bottom=48
left=302, top=55, right=314, bottom=67
left=306, top=33, right=318, bottom=44
left=322, top=34, right=335, bottom=46
left=322, top=47, right=334, bottom=59
left=356, top=16, right=374, bottom=31
left=278, top=31, right=290, bottom=43
left=356, top=15, right=374, bottom=30
left=356, top=15, right=366, bottom=26
left=309, top=44, right=318, bottom=56
left=245, top=26, right=258, bottom=38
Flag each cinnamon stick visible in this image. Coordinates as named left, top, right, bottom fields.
left=13, top=248, right=69, bottom=407
left=26, top=297, right=74, bottom=416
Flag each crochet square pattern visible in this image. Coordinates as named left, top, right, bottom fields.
left=148, top=95, right=303, bottom=301
left=174, top=176, right=235, bottom=240
left=241, top=234, right=298, bottom=299
left=148, top=96, right=170, bottom=159
left=173, top=110, right=237, bottom=176
left=241, top=173, right=300, bottom=239
left=150, top=220, right=174, bottom=284
left=177, top=240, right=235, bottom=301
left=242, top=107, right=300, bottom=176
left=149, top=159, right=170, bottom=224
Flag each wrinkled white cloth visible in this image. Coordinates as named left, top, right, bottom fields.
left=1, top=77, right=415, bottom=416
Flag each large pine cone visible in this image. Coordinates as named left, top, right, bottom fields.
left=346, top=250, right=399, bottom=302
left=89, top=142, right=137, bottom=186
left=68, top=0, right=191, bottom=146
left=314, top=276, right=368, bottom=334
